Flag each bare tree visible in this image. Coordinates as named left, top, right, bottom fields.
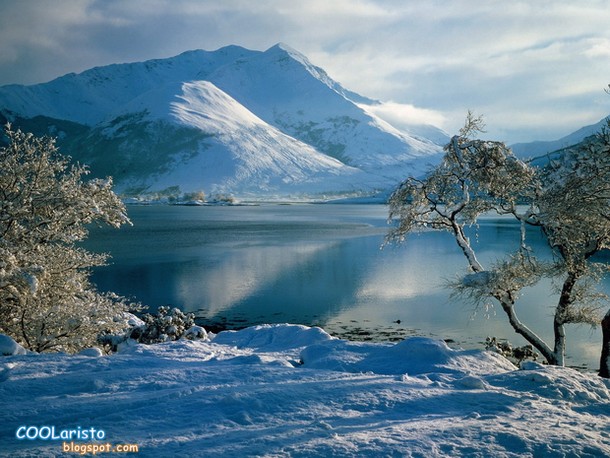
left=0, top=125, right=136, bottom=352
left=387, top=113, right=610, bottom=367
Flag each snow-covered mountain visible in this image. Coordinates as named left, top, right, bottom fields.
left=0, top=43, right=447, bottom=200
left=511, top=117, right=609, bottom=159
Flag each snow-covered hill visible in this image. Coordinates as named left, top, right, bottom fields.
left=45, top=79, right=382, bottom=199
left=511, top=116, right=609, bottom=159
left=0, top=44, right=446, bottom=200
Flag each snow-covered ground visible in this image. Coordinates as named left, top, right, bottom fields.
left=2, top=324, right=610, bottom=457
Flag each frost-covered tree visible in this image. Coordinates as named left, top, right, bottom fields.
left=387, top=113, right=610, bottom=367
left=0, top=125, right=135, bottom=352
left=537, top=126, right=610, bottom=369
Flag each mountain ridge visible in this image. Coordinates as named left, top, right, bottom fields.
left=0, top=43, right=446, bottom=201
left=510, top=117, right=609, bottom=158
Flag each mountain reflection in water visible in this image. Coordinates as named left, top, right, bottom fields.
left=85, top=204, right=605, bottom=370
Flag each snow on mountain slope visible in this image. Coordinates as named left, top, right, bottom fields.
left=0, top=43, right=445, bottom=199
left=163, top=81, right=383, bottom=197
left=77, top=81, right=383, bottom=198
left=511, top=116, right=609, bottom=158
left=208, top=43, right=443, bottom=177
left=0, top=45, right=255, bottom=125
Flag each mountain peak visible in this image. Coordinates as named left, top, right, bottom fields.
left=259, top=43, right=374, bottom=105
left=264, top=42, right=317, bottom=71
left=0, top=44, right=445, bottom=200
left=267, top=42, right=297, bottom=52
left=266, top=42, right=305, bottom=58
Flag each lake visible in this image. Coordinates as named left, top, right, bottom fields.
left=85, top=204, right=606, bottom=370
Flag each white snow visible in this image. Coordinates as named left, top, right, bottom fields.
left=77, top=347, right=104, bottom=357
left=2, top=324, right=610, bottom=457
left=207, top=44, right=443, bottom=177
left=0, top=46, right=254, bottom=125
left=0, top=334, right=27, bottom=356
left=0, top=43, right=445, bottom=200
left=106, top=80, right=386, bottom=198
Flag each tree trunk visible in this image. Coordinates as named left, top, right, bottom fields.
left=599, top=309, right=610, bottom=378
left=449, top=220, right=559, bottom=364
left=552, top=272, right=578, bottom=367
left=498, top=298, right=557, bottom=365
left=452, top=223, right=484, bottom=272
left=553, top=318, right=566, bottom=367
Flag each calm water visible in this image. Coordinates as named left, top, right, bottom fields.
left=85, top=204, right=606, bottom=370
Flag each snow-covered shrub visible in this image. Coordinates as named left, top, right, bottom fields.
left=127, top=306, right=201, bottom=344
left=0, top=125, right=136, bottom=353
left=184, top=325, right=208, bottom=340
left=485, top=337, right=538, bottom=365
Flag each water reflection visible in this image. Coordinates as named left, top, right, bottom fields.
left=174, top=241, right=335, bottom=315
left=86, top=205, right=605, bottom=370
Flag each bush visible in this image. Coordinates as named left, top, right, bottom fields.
left=485, top=337, right=538, bottom=365
left=125, top=306, right=206, bottom=345
left=0, top=125, right=136, bottom=352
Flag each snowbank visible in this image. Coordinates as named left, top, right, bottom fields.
left=1, top=324, right=609, bottom=457
left=0, top=334, right=27, bottom=356
left=300, top=335, right=516, bottom=376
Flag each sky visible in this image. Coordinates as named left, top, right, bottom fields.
left=1, top=0, right=610, bottom=144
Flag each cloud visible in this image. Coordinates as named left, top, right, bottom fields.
left=362, top=101, right=447, bottom=130
left=584, top=38, right=610, bottom=58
